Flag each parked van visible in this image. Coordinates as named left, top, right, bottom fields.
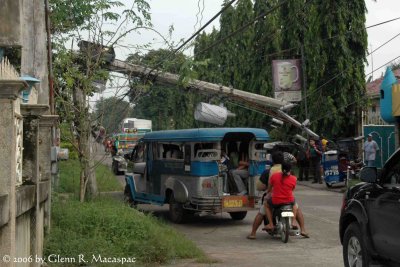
left=124, top=128, right=269, bottom=223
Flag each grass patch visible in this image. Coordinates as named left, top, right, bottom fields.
left=44, top=196, right=206, bottom=266
left=58, top=159, right=123, bottom=194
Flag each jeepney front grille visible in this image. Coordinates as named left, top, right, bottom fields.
left=191, top=196, right=222, bottom=211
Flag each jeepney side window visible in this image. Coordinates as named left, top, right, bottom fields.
left=135, top=143, right=146, bottom=163
left=162, top=143, right=183, bottom=160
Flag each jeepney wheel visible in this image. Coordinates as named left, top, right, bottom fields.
left=326, top=182, right=333, bottom=188
left=124, top=184, right=137, bottom=208
left=229, top=211, right=247, bottom=220
left=169, top=193, right=188, bottom=224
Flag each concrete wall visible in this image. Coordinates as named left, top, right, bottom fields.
left=0, top=1, right=56, bottom=265
left=15, top=212, right=31, bottom=265
left=0, top=0, right=21, bottom=46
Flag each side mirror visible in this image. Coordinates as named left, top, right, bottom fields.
left=359, top=167, right=378, bottom=183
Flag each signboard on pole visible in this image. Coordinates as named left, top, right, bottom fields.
left=272, top=59, right=302, bottom=102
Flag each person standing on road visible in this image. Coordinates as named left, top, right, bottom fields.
left=296, top=144, right=309, bottom=181
left=308, top=139, right=323, bottom=184
left=363, top=134, right=379, bottom=167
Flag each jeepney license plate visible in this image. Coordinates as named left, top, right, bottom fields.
left=223, top=198, right=243, bottom=208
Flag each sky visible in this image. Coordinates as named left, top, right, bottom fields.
left=118, top=0, right=400, bottom=80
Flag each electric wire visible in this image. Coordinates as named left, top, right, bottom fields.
left=196, top=0, right=288, bottom=57
left=309, top=54, right=400, bottom=125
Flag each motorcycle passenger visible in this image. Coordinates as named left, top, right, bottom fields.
left=247, top=152, right=309, bottom=239
left=247, top=151, right=284, bottom=239
left=263, top=161, right=298, bottom=232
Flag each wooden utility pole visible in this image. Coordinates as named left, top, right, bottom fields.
left=301, top=45, right=308, bottom=120
left=108, top=59, right=319, bottom=138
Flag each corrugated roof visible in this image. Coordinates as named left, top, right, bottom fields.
left=142, top=128, right=270, bottom=142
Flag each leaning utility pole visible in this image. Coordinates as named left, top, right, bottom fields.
left=108, top=59, right=319, bottom=138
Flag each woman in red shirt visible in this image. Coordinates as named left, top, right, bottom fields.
left=263, top=161, right=298, bottom=231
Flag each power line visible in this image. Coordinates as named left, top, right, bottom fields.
left=366, top=16, right=400, bottom=29
left=122, top=0, right=238, bottom=90
left=196, top=0, right=288, bottom=57
left=309, top=54, right=400, bottom=125
left=194, top=17, right=400, bottom=105
left=155, top=0, right=238, bottom=66
left=200, top=15, right=400, bottom=79
left=301, top=30, right=400, bottom=102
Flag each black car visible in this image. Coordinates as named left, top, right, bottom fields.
left=339, top=149, right=400, bottom=267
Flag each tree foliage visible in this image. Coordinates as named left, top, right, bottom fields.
left=191, top=0, right=368, bottom=138
left=125, top=49, right=207, bottom=130
left=92, top=97, right=136, bottom=134
left=51, top=0, right=152, bottom=201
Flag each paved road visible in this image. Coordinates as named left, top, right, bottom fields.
left=158, top=184, right=344, bottom=267
left=129, top=183, right=345, bottom=267
left=97, top=149, right=344, bottom=267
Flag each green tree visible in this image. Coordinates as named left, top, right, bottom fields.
left=304, top=0, right=367, bottom=137
left=126, top=49, right=205, bottom=130
left=51, top=0, right=151, bottom=201
left=191, top=0, right=368, bottom=138
left=93, top=97, right=136, bottom=134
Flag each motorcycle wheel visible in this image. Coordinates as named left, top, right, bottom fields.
left=281, top=217, right=290, bottom=243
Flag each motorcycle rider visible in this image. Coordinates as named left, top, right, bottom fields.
left=263, top=161, right=298, bottom=232
left=247, top=152, right=309, bottom=239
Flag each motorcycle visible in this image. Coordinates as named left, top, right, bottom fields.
left=264, top=204, right=300, bottom=243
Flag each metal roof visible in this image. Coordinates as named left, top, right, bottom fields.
left=142, top=128, right=269, bottom=142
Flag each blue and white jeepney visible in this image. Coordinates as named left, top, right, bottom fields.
left=124, top=128, right=269, bottom=223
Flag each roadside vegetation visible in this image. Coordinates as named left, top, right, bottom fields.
left=57, top=159, right=122, bottom=194
left=44, top=197, right=206, bottom=266
left=44, top=161, right=208, bottom=266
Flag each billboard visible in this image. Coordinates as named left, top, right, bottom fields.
left=272, top=59, right=302, bottom=102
